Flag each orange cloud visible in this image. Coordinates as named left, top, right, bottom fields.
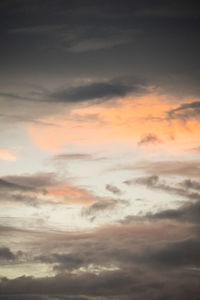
left=27, top=94, right=200, bottom=153
left=47, top=185, right=97, bottom=206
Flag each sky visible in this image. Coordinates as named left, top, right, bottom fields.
left=0, top=0, right=200, bottom=299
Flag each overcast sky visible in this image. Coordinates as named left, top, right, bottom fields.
left=0, top=1, right=200, bottom=299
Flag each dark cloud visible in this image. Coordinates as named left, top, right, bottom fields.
left=1, top=214, right=200, bottom=299
left=105, top=184, right=122, bottom=195
left=2, top=173, right=57, bottom=189
left=0, top=0, right=199, bottom=108
left=10, top=22, right=138, bottom=53
left=168, top=101, right=200, bottom=120
left=0, top=247, right=16, bottom=260
left=82, top=199, right=118, bottom=216
left=49, top=81, right=134, bottom=103
left=0, top=172, right=98, bottom=206
left=179, top=179, right=200, bottom=191
left=0, top=173, right=55, bottom=205
left=142, top=238, right=200, bottom=268
left=0, top=271, right=143, bottom=297
left=150, top=199, right=200, bottom=224
left=0, top=177, right=44, bottom=205
left=138, top=134, right=162, bottom=146
left=0, top=178, right=33, bottom=192
left=124, top=175, right=200, bottom=201
left=36, top=253, right=83, bottom=272
left=0, top=79, right=146, bottom=123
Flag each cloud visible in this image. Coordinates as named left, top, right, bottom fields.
left=150, top=199, right=200, bottom=224
left=49, top=81, right=133, bottom=103
left=141, top=238, right=200, bottom=268
left=0, top=178, right=33, bottom=192
left=82, top=199, right=118, bottom=216
left=0, top=172, right=100, bottom=206
left=2, top=172, right=58, bottom=189
left=168, top=101, right=200, bottom=120
left=138, top=133, right=162, bottom=146
left=10, top=20, right=138, bottom=53
left=1, top=227, right=200, bottom=298
left=51, top=153, right=93, bottom=161
left=1, top=211, right=200, bottom=298
left=36, top=253, right=84, bottom=272
left=0, top=247, right=16, bottom=260
left=133, top=160, right=200, bottom=178
left=124, top=175, right=200, bottom=201
left=66, top=30, right=134, bottom=53
left=0, top=271, right=140, bottom=296
left=0, top=78, right=146, bottom=115
left=179, top=179, right=200, bottom=191
left=51, top=152, right=106, bottom=162
left=0, top=173, right=52, bottom=205
left=105, top=184, right=122, bottom=195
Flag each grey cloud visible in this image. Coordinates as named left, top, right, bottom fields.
left=0, top=173, right=59, bottom=205
left=0, top=173, right=57, bottom=205
left=52, top=153, right=93, bottom=161
left=125, top=175, right=200, bottom=201
left=151, top=199, right=200, bottom=224
left=9, top=19, right=138, bottom=53
left=133, top=160, right=200, bottom=178
left=0, top=256, right=200, bottom=299
left=82, top=199, right=118, bottom=216
left=168, top=101, right=200, bottom=120
left=64, top=27, right=138, bottom=53
left=0, top=247, right=16, bottom=260
left=179, top=179, right=200, bottom=191
left=0, top=271, right=136, bottom=296
left=49, top=81, right=134, bottom=103
left=142, top=238, right=200, bottom=268
left=105, top=184, right=122, bottom=195
left=1, top=78, right=145, bottom=111
left=0, top=178, right=33, bottom=192
left=1, top=0, right=200, bottom=103
left=1, top=216, right=200, bottom=298
left=51, top=153, right=106, bottom=162
left=125, top=175, right=159, bottom=187
left=36, top=253, right=83, bottom=272
left=0, top=172, right=107, bottom=207
left=3, top=173, right=58, bottom=189
left=0, top=92, right=32, bottom=101
left=138, top=134, right=162, bottom=146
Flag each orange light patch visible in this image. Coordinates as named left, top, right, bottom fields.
left=0, top=148, right=17, bottom=161
left=47, top=186, right=98, bottom=206
left=27, top=94, right=200, bottom=153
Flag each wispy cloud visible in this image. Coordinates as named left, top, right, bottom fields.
left=124, top=174, right=200, bottom=201
left=138, top=133, right=162, bottom=146
left=168, top=101, right=200, bottom=120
